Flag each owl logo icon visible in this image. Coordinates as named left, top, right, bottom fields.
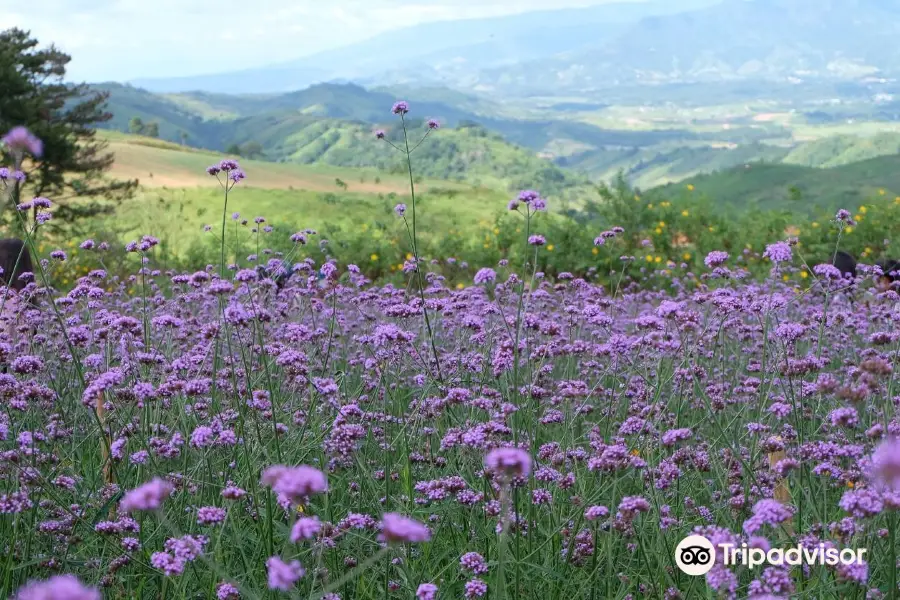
left=675, top=535, right=716, bottom=576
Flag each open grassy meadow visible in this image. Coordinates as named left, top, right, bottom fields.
left=99, top=131, right=509, bottom=258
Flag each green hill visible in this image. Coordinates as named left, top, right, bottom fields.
left=94, top=84, right=588, bottom=196
left=652, top=154, right=900, bottom=213
left=96, top=83, right=211, bottom=144
left=98, top=129, right=464, bottom=195
left=94, top=82, right=513, bottom=144
left=93, top=81, right=900, bottom=197
left=214, top=118, right=584, bottom=196
left=783, top=132, right=900, bottom=168
left=563, top=142, right=790, bottom=189
left=92, top=131, right=512, bottom=257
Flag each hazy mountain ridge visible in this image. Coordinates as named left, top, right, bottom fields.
left=94, top=77, right=900, bottom=194
left=94, top=81, right=704, bottom=158
left=469, top=0, right=900, bottom=96
left=93, top=82, right=594, bottom=195
left=129, top=0, right=720, bottom=95
left=125, top=0, right=900, bottom=101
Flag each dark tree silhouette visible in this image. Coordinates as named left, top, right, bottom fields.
left=0, top=28, right=136, bottom=232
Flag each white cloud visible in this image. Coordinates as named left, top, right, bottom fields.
left=0, top=0, right=636, bottom=81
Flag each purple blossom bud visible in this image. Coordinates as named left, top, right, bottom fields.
left=2, top=126, right=43, bottom=157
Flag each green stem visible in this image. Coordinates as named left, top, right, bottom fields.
left=220, top=177, right=230, bottom=278
left=400, top=115, right=443, bottom=382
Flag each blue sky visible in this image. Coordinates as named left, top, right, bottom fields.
left=0, top=0, right=635, bottom=82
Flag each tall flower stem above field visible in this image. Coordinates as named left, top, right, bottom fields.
left=377, top=103, right=443, bottom=381
left=206, top=160, right=246, bottom=278
left=506, top=190, right=547, bottom=443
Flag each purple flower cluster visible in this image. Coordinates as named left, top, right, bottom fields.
left=266, top=556, right=304, bottom=591
left=2, top=126, right=43, bottom=157
left=763, top=242, right=792, bottom=263
left=261, top=465, right=327, bottom=504
left=120, top=478, right=174, bottom=512
left=485, top=447, right=532, bottom=478
left=381, top=513, right=431, bottom=543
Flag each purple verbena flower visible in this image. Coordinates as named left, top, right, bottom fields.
left=2, top=126, right=43, bottom=157
left=121, top=478, right=174, bottom=512
left=380, top=513, right=431, bottom=543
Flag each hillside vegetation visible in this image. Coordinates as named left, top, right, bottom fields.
left=651, top=153, right=900, bottom=212
left=96, top=129, right=900, bottom=267
left=94, top=131, right=510, bottom=262
left=782, top=132, right=900, bottom=168
left=95, top=81, right=900, bottom=198
left=97, top=84, right=591, bottom=193
left=99, top=130, right=464, bottom=194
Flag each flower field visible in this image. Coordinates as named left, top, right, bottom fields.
left=1, top=115, right=900, bottom=600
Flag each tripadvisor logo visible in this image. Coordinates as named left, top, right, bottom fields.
left=675, top=535, right=867, bottom=576
left=675, top=535, right=716, bottom=576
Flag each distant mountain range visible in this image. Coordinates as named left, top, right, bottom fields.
left=93, top=82, right=599, bottom=196
left=129, top=0, right=900, bottom=99
left=93, top=77, right=900, bottom=197
left=95, top=80, right=703, bottom=163
left=480, top=0, right=900, bottom=96
left=129, top=0, right=719, bottom=95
